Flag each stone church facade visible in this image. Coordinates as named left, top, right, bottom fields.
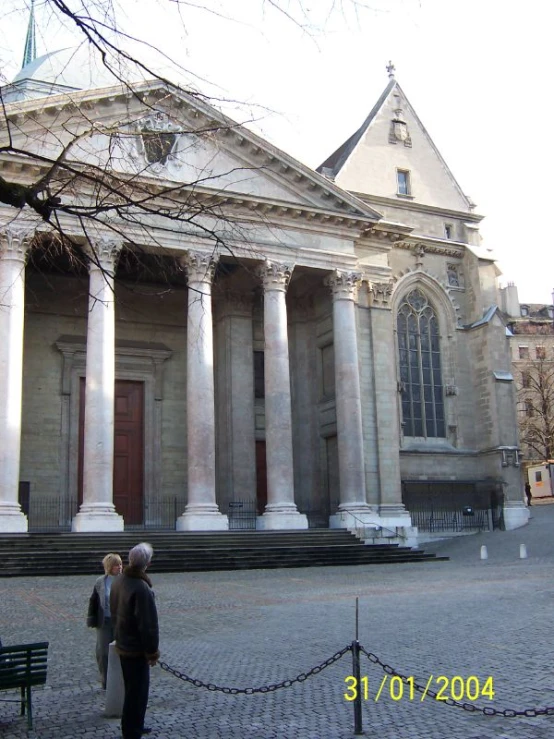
left=0, top=50, right=527, bottom=537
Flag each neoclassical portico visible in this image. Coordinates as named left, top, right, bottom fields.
left=0, top=225, right=34, bottom=532
left=0, top=224, right=412, bottom=535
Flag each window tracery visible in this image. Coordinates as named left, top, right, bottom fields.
left=397, top=288, right=445, bottom=438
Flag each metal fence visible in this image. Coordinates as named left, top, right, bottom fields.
left=409, top=506, right=492, bottom=533
left=227, top=501, right=257, bottom=530
left=25, top=498, right=188, bottom=532
left=25, top=497, right=495, bottom=535
left=123, top=499, right=188, bottom=530
left=301, top=508, right=330, bottom=529
left=26, top=498, right=78, bottom=532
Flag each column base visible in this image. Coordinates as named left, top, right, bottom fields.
left=502, top=502, right=530, bottom=531
left=72, top=505, right=124, bottom=532
left=257, top=506, right=308, bottom=530
left=329, top=505, right=378, bottom=530
left=378, top=503, right=414, bottom=529
left=0, top=503, right=28, bottom=533
left=176, top=506, right=229, bottom=531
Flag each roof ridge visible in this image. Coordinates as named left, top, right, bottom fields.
left=317, top=78, right=396, bottom=177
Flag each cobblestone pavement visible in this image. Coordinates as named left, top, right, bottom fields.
left=2, top=505, right=554, bottom=738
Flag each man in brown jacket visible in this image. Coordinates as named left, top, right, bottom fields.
left=110, top=542, right=159, bottom=739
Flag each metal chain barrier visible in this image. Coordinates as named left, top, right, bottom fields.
left=360, top=645, right=554, bottom=718
left=158, top=645, right=352, bottom=695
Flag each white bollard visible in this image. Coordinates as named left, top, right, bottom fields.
left=520, top=543, right=528, bottom=559
left=104, top=642, right=125, bottom=717
left=480, top=545, right=488, bottom=560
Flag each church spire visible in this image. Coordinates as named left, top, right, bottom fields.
left=22, top=0, right=37, bottom=68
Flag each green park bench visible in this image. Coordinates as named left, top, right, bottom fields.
left=0, top=641, right=49, bottom=730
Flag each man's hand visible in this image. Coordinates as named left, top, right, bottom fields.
left=147, top=657, right=158, bottom=667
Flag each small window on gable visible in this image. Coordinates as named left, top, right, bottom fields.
left=519, top=346, right=529, bottom=359
left=520, top=305, right=529, bottom=317
left=396, top=169, right=411, bottom=196
left=445, top=224, right=453, bottom=240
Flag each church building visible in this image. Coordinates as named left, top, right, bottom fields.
left=0, top=24, right=527, bottom=538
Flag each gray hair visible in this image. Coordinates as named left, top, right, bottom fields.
left=128, top=542, right=153, bottom=569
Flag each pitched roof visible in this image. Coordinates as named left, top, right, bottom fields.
left=317, top=79, right=395, bottom=178
left=317, top=77, right=472, bottom=212
left=2, top=77, right=384, bottom=225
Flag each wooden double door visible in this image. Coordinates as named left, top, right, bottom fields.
left=79, top=379, right=145, bottom=524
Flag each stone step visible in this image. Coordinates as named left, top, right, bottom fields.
left=0, top=529, right=447, bottom=576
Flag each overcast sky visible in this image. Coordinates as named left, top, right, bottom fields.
left=3, top=0, right=553, bottom=305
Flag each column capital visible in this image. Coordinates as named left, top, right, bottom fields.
left=0, top=224, right=38, bottom=262
left=369, top=281, right=393, bottom=307
left=325, top=270, right=362, bottom=301
left=182, top=250, right=218, bottom=284
left=258, top=260, right=293, bottom=292
left=84, top=237, right=123, bottom=272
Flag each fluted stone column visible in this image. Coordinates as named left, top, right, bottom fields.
left=326, top=271, right=372, bottom=527
left=177, top=251, right=228, bottom=531
left=0, top=226, right=35, bottom=532
left=257, top=261, right=307, bottom=530
left=72, top=239, right=124, bottom=532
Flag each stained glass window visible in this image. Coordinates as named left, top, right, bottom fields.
left=397, top=289, right=445, bottom=438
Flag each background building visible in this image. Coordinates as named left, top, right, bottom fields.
left=500, top=284, right=554, bottom=491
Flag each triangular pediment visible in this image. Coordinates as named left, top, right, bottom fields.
left=318, top=80, right=471, bottom=213
left=3, top=80, right=382, bottom=224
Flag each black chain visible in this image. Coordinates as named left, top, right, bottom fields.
left=360, top=646, right=554, bottom=718
left=158, top=645, right=351, bottom=695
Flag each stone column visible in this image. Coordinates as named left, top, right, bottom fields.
left=214, top=291, right=257, bottom=511
left=369, top=283, right=411, bottom=526
left=257, top=261, right=307, bottom=530
left=289, top=298, right=318, bottom=514
left=177, top=251, right=228, bottom=530
left=73, top=239, right=124, bottom=532
left=326, top=271, right=372, bottom=526
left=0, top=226, right=35, bottom=532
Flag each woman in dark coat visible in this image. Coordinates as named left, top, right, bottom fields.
left=87, top=553, right=123, bottom=689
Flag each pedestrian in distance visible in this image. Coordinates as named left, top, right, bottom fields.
left=525, top=482, right=532, bottom=507
left=110, top=542, right=159, bottom=739
left=87, top=552, right=123, bottom=690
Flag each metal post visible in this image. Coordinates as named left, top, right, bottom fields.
left=352, top=597, right=364, bottom=735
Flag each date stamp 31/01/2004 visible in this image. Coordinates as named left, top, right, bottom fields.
left=344, top=675, right=495, bottom=703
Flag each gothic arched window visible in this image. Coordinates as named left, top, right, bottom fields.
left=397, top=289, right=445, bottom=438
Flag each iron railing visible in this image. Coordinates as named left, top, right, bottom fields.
left=409, top=506, right=492, bottom=533
left=26, top=498, right=77, bottom=532
left=123, top=499, right=188, bottom=530
left=227, top=501, right=257, bottom=530
left=25, top=498, right=188, bottom=532
left=335, top=509, right=408, bottom=541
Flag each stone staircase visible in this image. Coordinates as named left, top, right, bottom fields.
left=0, top=530, right=448, bottom=577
